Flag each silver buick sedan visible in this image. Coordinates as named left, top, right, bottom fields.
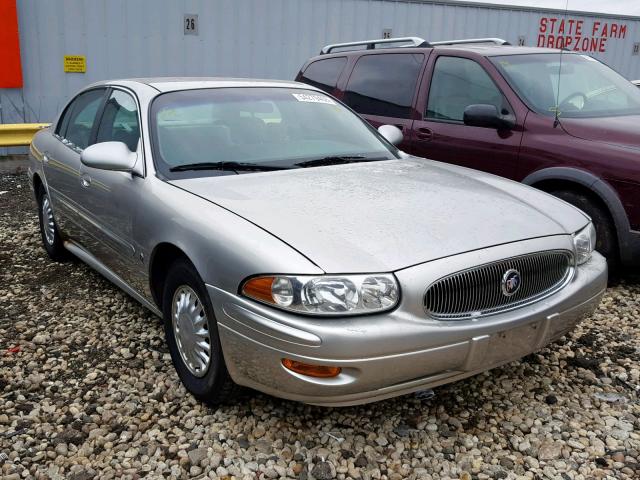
left=29, top=78, right=607, bottom=406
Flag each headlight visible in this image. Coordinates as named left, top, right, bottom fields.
left=573, top=222, right=596, bottom=265
left=241, top=274, right=400, bottom=315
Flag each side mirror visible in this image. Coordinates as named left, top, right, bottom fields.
left=80, top=141, right=137, bottom=171
left=378, top=124, right=403, bottom=146
left=463, top=104, right=515, bottom=130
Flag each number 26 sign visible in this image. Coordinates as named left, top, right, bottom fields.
left=184, top=14, right=198, bottom=35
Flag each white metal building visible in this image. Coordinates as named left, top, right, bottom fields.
left=2, top=0, right=640, bottom=127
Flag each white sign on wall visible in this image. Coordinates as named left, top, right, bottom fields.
left=184, top=14, right=199, bottom=35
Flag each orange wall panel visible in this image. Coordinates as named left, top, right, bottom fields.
left=0, top=0, right=23, bottom=88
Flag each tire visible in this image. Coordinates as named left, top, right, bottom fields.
left=162, top=258, right=238, bottom=405
left=36, top=186, right=68, bottom=261
left=550, top=189, right=619, bottom=271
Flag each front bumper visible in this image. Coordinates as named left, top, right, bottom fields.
left=208, top=237, right=607, bottom=406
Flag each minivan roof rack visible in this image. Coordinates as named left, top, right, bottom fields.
left=430, top=38, right=511, bottom=46
left=321, top=37, right=431, bottom=54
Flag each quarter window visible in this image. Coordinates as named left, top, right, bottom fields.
left=96, top=90, right=140, bottom=152
left=300, top=57, right=347, bottom=94
left=63, top=89, right=105, bottom=150
left=54, top=103, right=74, bottom=137
left=426, top=56, right=504, bottom=122
left=343, top=53, right=424, bottom=118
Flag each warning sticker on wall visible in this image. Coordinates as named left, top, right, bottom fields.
left=64, top=55, right=86, bottom=73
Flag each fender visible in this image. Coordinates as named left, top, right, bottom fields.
left=522, top=167, right=639, bottom=265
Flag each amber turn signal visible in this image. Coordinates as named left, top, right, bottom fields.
left=242, top=276, right=276, bottom=304
left=282, top=358, right=341, bottom=378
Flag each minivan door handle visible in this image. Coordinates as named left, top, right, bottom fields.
left=416, top=127, right=433, bottom=141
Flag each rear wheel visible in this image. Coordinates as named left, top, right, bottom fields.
left=162, top=258, right=239, bottom=404
left=37, top=187, right=68, bottom=261
left=551, top=189, right=618, bottom=271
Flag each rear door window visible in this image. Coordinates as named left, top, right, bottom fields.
left=55, top=103, right=74, bottom=138
left=343, top=53, right=424, bottom=118
left=426, top=56, right=505, bottom=122
left=300, top=57, right=347, bottom=94
left=96, top=90, right=140, bottom=152
left=63, top=89, right=106, bottom=150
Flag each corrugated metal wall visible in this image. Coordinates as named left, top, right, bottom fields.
left=2, top=0, right=640, bottom=126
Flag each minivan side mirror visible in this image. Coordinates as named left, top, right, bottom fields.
left=378, top=124, right=403, bottom=146
left=463, top=104, right=515, bottom=130
left=80, top=141, right=137, bottom=172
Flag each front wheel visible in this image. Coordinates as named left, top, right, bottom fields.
left=37, top=187, right=68, bottom=261
left=162, top=258, right=238, bottom=404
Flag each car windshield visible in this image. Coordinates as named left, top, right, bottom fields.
left=490, top=53, right=640, bottom=118
left=150, top=87, right=398, bottom=177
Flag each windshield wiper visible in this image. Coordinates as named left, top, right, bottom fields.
left=295, top=156, right=383, bottom=168
left=170, top=161, right=289, bottom=173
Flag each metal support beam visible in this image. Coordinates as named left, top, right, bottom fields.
left=0, top=123, right=49, bottom=147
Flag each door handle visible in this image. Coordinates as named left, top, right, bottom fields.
left=80, top=174, right=92, bottom=188
left=416, top=127, right=433, bottom=141
left=43, top=153, right=50, bottom=163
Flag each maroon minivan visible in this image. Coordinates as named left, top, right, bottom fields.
left=296, top=37, right=640, bottom=270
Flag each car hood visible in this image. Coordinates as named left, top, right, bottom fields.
left=561, top=115, right=640, bottom=151
left=170, top=158, right=588, bottom=273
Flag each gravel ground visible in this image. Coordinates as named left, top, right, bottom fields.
left=1, top=171, right=639, bottom=480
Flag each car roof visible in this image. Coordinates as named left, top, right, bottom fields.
left=87, top=77, right=314, bottom=93
left=311, top=44, right=564, bottom=61
left=434, top=45, right=563, bottom=56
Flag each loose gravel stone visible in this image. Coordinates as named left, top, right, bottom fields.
left=1, top=171, right=639, bottom=479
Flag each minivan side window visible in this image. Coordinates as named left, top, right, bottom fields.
left=343, top=53, right=424, bottom=118
left=427, top=56, right=503, bottom=122
left=63, top=89, right=106, bottom=150
left=96, top=90, right=140, bottom=152
left=300, top=57, right=347, bottom=94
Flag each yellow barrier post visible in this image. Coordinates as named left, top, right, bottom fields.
left=0, top=123, right=50, bottom=147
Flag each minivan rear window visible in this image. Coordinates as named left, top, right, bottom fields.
left=343, top=53, right=424, bottom=119
left=300, top=57, right=347, bottom=94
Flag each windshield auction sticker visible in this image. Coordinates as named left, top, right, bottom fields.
left=292, top=93, right=336, bottom=104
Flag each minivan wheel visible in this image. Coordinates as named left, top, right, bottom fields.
left=37, top=187, right=67, bottom=261
left=162, top=258, right=238, bottom=404
left=551, top=189, right=619, bottom=271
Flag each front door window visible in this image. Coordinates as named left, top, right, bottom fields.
left=426, top=56, right=506, bottom=121
left=96, top=90, right=140, bottom=152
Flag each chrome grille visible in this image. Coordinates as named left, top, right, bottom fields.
left=424, top=250, right=573, bottom=320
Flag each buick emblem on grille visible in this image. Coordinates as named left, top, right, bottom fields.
left=501, top=269, right=521, bottom=296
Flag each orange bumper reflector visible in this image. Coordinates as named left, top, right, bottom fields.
left=242, top=276, right=275, bottom=304
left=282, top=358, right=341, bottom=378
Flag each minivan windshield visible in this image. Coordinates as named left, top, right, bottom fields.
left=150, top=87, right=398, bottom=177
left=491, top=53, right=640, bottom=118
